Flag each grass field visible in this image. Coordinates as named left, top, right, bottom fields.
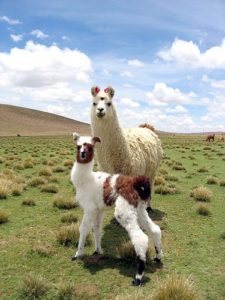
left=0, top=135, right=225, bottom=299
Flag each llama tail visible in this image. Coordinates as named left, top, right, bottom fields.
left=133, top=176, right=151, bottom=201
left=139, top=123, right=155, bottom=132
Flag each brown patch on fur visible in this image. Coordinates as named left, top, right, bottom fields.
left=103, top=176, right=116, bottom=206
left=77, top=143, right=94, bottom=164
left=115, top=175, right=150, bottom=207
left=139, top=123, right=155, bottom=132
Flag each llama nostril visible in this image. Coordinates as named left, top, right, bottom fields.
left=98, top=108, right=104, bottom=112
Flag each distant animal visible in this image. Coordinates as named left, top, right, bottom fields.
left=90, top=86, right=163, bottom=212
left=17, top=134, right=21, bottom=137
left=70, top=133, right=163, bottom=286
left=206, top=134, right=215, bottom=142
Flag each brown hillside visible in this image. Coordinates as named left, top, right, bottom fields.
left=0, top=104, right=90, bottom=136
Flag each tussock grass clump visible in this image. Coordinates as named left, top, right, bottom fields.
left=61, top=212, right=78, bottom=223
left=151, top=274, right=202, bottom=300
left=22, top=199, right=36, bottom=206
left=166, top=175, right=179, bottom=182
left=24, top=161, right=34, bottom=168
left=0, top=182, right=9, bottom=199
left=155, top=184, right=177, bottom=195
left=158, top=168, right=168, bottom=175
left=39, top=167, right=52, bottom=176
left=0, top=156, right=4, bottom=163
left=191, top=186, right=212, bottom=202
left=219, top=179, right=225, bottom=186
left=28, top=176, right=46, bottom=187
left=56, top=223, right=91, bottom=246
left=63, top=159, right=74, bottom=167
left=206, top=176, right=218, bottom=185
left=196, top=205, right=211, bottom=216
left=220, top=232, right=225, bottom=240
left=41, top=184, right=58, bottom=193
left=31, top=244, right=52, bottom=257
left=53, top=195, right=77, bottom=209
left=0, top=210, right=9, bottom=224
left=56, top=281, right=75, bottom=300
left=19, top=273, right=48, bottom=299
left=117, top=239, right=151, bottom=263
left=53, top=166, right=66, bottom=173
left=13, top=163, right=24, bottom=170
left=11, top=183, right=24, bottom=196
left=172, top=164, right=186, bottom=171
left=197, top=166, right=208, bottom=173
left=154, top=175, right=165, bottom=186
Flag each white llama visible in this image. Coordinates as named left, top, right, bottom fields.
left=90, top=86, right=163, bottom=211
left=70, top=133, right=163, bottom=286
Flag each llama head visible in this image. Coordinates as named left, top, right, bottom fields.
left=91, top=86, right=115, bottom=120
left=72, top=133, right=101, bottom=163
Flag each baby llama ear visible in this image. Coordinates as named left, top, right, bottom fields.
left=92, top=136, right=101, bottom=145
left=104, top=86, right=115, bottom=98
left=91, top=86, right=100, bottom=97
left=72, top=132, right=80, bottom=143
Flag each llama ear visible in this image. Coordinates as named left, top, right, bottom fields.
left=104, top=86, right=115, bottom=98
left=91, top=86, right=100, bottom=97
left=72, top=132, right=80, bottom=143
left=92, top=136, right=101, bottom=145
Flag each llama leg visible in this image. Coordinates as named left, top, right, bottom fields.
left=137, top=203, right=163, bottom=262
left=92, top=210, right=104, bottom=255
left=72, top=211, right=96, bottom=260
left=114, top=199, right=148, bottom=286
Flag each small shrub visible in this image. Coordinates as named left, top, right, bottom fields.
left=197, top=166, right=208, bottom=173
left=31, top=244, right=52, bottom=257
left=39, top=167, right=52, bottom=176
left=0, top=210, right=9, bottom=224
left=154, top=175, right=165, bottom=186
left=220, top=232, right=225, bottom=240
left=191, top=186, right=212, bottom=202
left=206, top=176, right=218, bottom=185
left=53, top=195, right=77, bottom=209
left=151, top=274, right=202, bottom=300
left=19, top=273, right=48, bottom=299
left=219, top=179, right=225, bottom=186
left=29, top=176, right=46, bottom=187
left=22, top=199, right=36, bottom=206
left=41, top=184, right=58, bottom=193
left=61, top=212, right=78, bottom=223
left=196, top=205, right=211, bottom=216
left=155, top=184, right=177, bottom=195
left=56, top=223, right=91, bottom=246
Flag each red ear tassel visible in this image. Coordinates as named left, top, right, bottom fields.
left=104, top=87, right=109, bottom=93
left=95, top=86, right=100, bottom=94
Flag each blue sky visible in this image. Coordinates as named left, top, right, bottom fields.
left=0, top=0, right=225, bottom=132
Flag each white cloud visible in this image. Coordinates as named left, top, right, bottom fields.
left=146, top=82, right=196, bottom=106
left=128, top=59, right=145, bottom=67
left=62, top=35, right=70, bottom=41
left=120, top=97, right=140, bottom=108
left=31, top=29, right=49, bottom=39
left=0, top=41, right=92, bottom=88
left=166, top=105, right=187, bottom=113
left=120, top=71, right=133, bottom=78
left=46, top=104, right=72, bottom=117
left=202, top=75, right=225, bottom=89
left=0, top=16, right=21, bottom=25
left=10, top=34, right=23, bottom=42
left=158, top=38, right=225, bottom=70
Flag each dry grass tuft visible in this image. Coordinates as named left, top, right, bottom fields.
left=41, top=183, right=58, bottom=193
left=154, top=175, right=165, bottom=186
left=0, top=209, right=9, bottom=224
left=197, top=166, right=208, bottom=173
left=63, top=159, right=74, bottom=167
left=53, top=195, right=77, bottom=209
left=191, top=186, right=212, bottom=202
left=56, top=223, right=92, bottom=246
left=39, top=167, right=52, bottom=177
left=19, top=273, right=48, bottom=299
left=155, top=184, right=177, bottom=195
left=28, top=176, right=47, bottom=187
left=31, top=244, right=53, bottom=257
left=196, top=205, right=211, bottom=216
left=206, top=176, right=218, bottom=185
left=61, top=212, right=78, bottom=223
left=151, top=274, right=202, bottom=300
left=56, top=281, right=75, bottom=300
left=220, top=232, right=225, bottom=240
left=22, top=199, right=36, bottom=206
left=219, top=179, right=225, bottom=186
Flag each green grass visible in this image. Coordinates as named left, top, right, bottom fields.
left=0, top=135, right=225, bottom=299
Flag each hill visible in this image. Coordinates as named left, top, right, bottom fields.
left=0, top=104, right=90, bottom=136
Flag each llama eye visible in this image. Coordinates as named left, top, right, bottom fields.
left=93, top=103, right=97, bottom=106
left=107, top=102, right=111, bottom=106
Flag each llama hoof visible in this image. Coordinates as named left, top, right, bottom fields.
left=92, top=251, right=99, bottom=256
left=132, top=278, right=141, bottom=286
left=154, top=257, right=161, bottom=263
left=71, top=256, right=78, bottom=261
left=146, top=206, right=153, bottom=214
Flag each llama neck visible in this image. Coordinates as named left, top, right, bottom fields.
left=73, top=160, right=94, bottom=185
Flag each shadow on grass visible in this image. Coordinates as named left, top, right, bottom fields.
left=148, top=208, right=166, bottom=221
left=79, top=218, right=163, bottom=285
